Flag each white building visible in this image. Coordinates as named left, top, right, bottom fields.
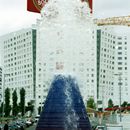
left=0, top=28, right=37, bottom=105
left=35, top=0, right=97, bottom=114
left=114, top=35, right=129, bottom=105
left=96, top=27, right=129, bottom=108
left=96, top=27, right=116, bottom=108
left=0, top=67, right=2, bottom=106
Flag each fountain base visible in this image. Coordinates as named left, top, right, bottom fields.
left=36, top=75, right=91, bottom=130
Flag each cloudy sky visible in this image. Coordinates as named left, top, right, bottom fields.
left=94, top=0, right=130, bottom=18
left=0, top=0, right=130, bottom=36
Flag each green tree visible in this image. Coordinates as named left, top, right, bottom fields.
left=25, top=101, right=34, bottom=116
left=127, top=103, right=130, bottom=106
left=87, top=98, right=96, bottom=109
left=108, top=99, right=114, bottom=108
left=0, top=102, right=3, bottom=116
left=121, top=101, right=128, bottom=107
left=5, top=88, right=11, bottom=117
left=20, top=88, right=25, bottom=116
left=12, top=89, right=18, bottom=116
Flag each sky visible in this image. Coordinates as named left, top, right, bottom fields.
left=0, top=0, right=130, bottom=36
left=94, top=0, right=130, bottom=18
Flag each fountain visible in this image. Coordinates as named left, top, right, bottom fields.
left=36, top=0, right=95, bottom=110
left=35, top=0, right=93, bottom=129
left=36, top=75, right=92, bottom=130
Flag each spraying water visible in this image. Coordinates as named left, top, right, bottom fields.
left=64, top=76, right=79, bottom=130
left=36, top=75, right=92, bottom=130
left=36, top=0, right=96, bottom=110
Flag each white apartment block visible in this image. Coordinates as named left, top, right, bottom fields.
left=35, top=0, right=97, bottom=114
left=0, top=28, right=36, bottom=105
left=96, top=27, right=116, bottom=108
left=97, top=27, right=129, bottom=108
left=114, top=35, right=129, bottom=105
left=0, top=67, right=2, bottom=106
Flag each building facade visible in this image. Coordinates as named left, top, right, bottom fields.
left=97, top=27, right=129, bottom=108
left=114, top=35, right=129, bottom=105
left=35, top=0, right=97, bottom=114
left=0, top=67, right=2, bottom=106
left=1, top=28, right=37, bottom=105
left=96, top=27, right=116, bottom=108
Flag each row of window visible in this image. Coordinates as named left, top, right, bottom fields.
left=5, top=75, right=32, bottom=81
left=101, top=53, right=115, bottom=59
left=4, top=47, right=32, bottom=57
left=101, top=31, right=116, bottom=38
left=5, top=80, right=33, bottom=85
left=118, top=42, right=127, bottom=45
left=4, top=57, right=32, bottom=64
left=118, top=82, right=128, bottom=86
left=5, top=63, right=32, bottom=71
left=118, top=67, right=127, bottom=70
left=5, top=69, right=32, bottom=76
left=118, top=62, right=127, bottom=65
left=4, top=31, right=32, bottom=44
left=101, top=59, right=114, bottom=64
left=4, top=52, right=32, bottom=61
left=100, top=64, right=114, bottom=70
left=118, top=57, right=127, bottom=60
left=118, top=46, right=127, bottom=50
left=102, top=42, right=115, bottom=49
left=118, top=36, right=127, bottom=40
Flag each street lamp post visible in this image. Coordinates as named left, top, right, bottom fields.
left=114, top=73, right=122, bottom=122
left=2, top=73, right=10, bottom=117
